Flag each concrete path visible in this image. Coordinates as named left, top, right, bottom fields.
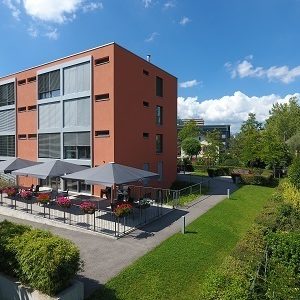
left=0, top=176, right=237, bottom=298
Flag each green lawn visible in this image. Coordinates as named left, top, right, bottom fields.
left=88, top=185, right=274, bottom=300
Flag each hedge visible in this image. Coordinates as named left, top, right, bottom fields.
left=239, top=174, right=279, bottom=187
left=0, top=221, right=82, bottom=296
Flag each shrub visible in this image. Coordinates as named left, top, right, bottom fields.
left=12, top=229, right=82, bottom=296
left=288, top=157, right=300, bottom=190
left=280, top=180, right=300, bottom=210
left=240, top=174, right=279, bottom=187
left=0, top=220, right=30, bottom=277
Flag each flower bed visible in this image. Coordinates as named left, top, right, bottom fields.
left=57, top=196, right=71, bottom=209
left=80, top=201, right=96, bottom=214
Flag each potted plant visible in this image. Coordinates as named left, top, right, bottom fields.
left=57, top=196, right=72, bottom=209
left=114, top=202, right=133, bottom=218
left=138, top=198, right=151, bottom=209
left=4, top=187, right=18, bottom=198
left=20, top=190, right=33, bottom=200
left=80, top=201, right=96, bottom=214
left=37, top=193, right=51, bottom=205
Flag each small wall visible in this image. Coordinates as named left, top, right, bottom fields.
left=0, top=273, right=84, bottom=300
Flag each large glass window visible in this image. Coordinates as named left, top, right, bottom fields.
left=0, top=109, right=15, bottom=132
left=63, top=62, right=90, bottom=95
left=38, top=133, right=61, bottom=159
left=0, top=83, right=15, bottom=107
left=156, top=106, right=163, bottom=125
left=63, top=132, right=90, bottom=159
left=38, top=70, right=60, bottom=99
left=64, top=98, right=90, bottom=128
left=39, top=102, right=61, bottom=129
left=156, top=134, right=163, bottom=153
left=0, top=135, right=15, bottom=157
left=156, top=76, right=163, bottom=97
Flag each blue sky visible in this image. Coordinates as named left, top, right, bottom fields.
left=1, top=0, right=300, bottom=131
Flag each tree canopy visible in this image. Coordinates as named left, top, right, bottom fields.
left=178, top=120, right=199, bottom=142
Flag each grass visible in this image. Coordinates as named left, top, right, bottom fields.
left=177, top=185, right=209, bottom=206
left=192, top=170, right=208, bottom=176
left=88, top=185, right=274, bottom=300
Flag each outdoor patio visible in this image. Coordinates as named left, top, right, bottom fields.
left=0, top=190, right=176, bottom=238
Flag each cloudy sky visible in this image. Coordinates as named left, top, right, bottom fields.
left=1, top=0, right=300, bottom=132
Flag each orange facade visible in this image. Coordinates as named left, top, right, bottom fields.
left=0, top=43, right=177, bottom=192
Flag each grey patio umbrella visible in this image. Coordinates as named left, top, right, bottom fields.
left=12, top=160, right=88, bottom=179
left=0, top=158, right=40, bottom=174
left=62, top=162, right=159, bottom=186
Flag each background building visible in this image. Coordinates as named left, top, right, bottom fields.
left=0, top=43, right=177, bottom=193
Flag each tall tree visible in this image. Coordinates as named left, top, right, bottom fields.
left=203, top=130, right=222, bottom=166
left=181, top=137, right=201, bottom=160
left=234, top=113, right=263, bottom=167
left=178, top=120, right=199, bottom=142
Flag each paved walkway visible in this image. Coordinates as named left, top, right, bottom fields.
left=0, top=176, right=237, bottom=298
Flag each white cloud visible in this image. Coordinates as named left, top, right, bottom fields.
left=226, top=57, right=300, bottom=84
left=45, top=27, right=58, bottom=40
left=179, top=79, right=201, bottom=88
left=178, top=91, right=300, bottom=132
left=145, top=32, right=159, bottom=42
left=82, top=1, right=103, bottom=13
left=164, top=1, right=175, bottom=9
left=179, top=16, right=191, bottom=25
left=142, top=0, right=152, bottom=8
left=23, top=0, right=82, bottom=23
left=2, top=0, right=21, bottom=20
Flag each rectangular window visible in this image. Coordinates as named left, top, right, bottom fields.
left=0, top=82, right=15, bottom=107
left=63, top=62, right=90, bottom=95
left=156, top=134, right=163, bottom=153
left=63, top=132, right=90, bottom=159
left=95, top=56, right=109, bottom=65
left=143, top=101, right=149, bottom=107
left=28, top=134, right=37, bottom=140
left=27, top=76, right=36, bottom=83
left=95, top=93, right=109, bottom=101
left=38, top=133, right=60, bottom=159
left=143, top=132, right=149, bottom=139
left=0, top=109, right=15, bottom=132
left=156, top=76, right=163, bottom=97
left=0, top=135, right=15, bottom=157
left=38, top=70, right=60, bottom=99
left=95, top=130, right=110, bottom=137
left=156, top=105, right=163, bottom=125
left=18, top=107, right=26, bottom=113
left=28, top=105, right=37, bottom=111
left=17, top=79, right=26, bottom=86
left=39, top=102, right=61, bottom=130
left=18, top=134, right=27, bottom=140
left=64, top=97, right=90, bottom=128
left=157, top=161, right=163, bottom=181
left=143, top=69, right=149, bottom=76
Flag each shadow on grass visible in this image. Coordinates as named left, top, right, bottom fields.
left=85, top=283, right=119, bottom=300
left=185, top=230, right=198, bottom=234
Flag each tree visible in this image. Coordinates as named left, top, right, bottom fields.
left=288, top=157, right=300, bottom=190
left=178, top=120, right=199, bottom=142
left=203, top=130, right=222, bottom=166
left=181, top=138, right=201, bottom=160
left=234, top=113, right=263, bottom=167
left=287, top=133, right=300, bottom=157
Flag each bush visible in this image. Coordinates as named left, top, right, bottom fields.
left=12, top=229, right=82, bottom=295
left=288, top=157, right=300, bottom=190
left=0, top=220, right=30, bottom=277
left=280, top=180, right=300, bottom=210
left=207, top=167, right=231, bottom=177
left=0, top=221, right=82, bottom=296
left=240, top=174, right=279, bottom=187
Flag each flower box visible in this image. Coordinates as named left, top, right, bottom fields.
left=114, top=202, right=133, bottom=218
left=37, top=193, right=51, bottom=205
left=57, top=196, right=72, bottom=209
left=19, top=190, right=33, bottom=200
left=80, top=201, right=96, bottom=214
left=4, top=187, right=18, bottom=198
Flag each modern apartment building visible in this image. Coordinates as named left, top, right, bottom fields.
left=0, top=43, right=177, bottom=194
